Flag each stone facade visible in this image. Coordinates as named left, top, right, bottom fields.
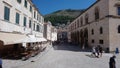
left=67, top=0, right=120, bottom=52
left=51, top=26, right=57, bottom=42
left=44, top=21, right=52, bottom=41
left=0, top=0, right=46, bottom=57
left=57, top=26, right=68, bottom=42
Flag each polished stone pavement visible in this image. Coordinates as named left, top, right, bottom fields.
left=3, top=43, right=120, bottom=68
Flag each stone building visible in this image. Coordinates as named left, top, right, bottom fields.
left=44, top=21, right=57, bottom=45
left=0, top=0, right=47, bottom=58
left=57, top=25, right=68, bottom=42
left=44, top=21, right=52, bottom=42
left=51, top=26, right=57, bottom=42
left=67, top=0, right=120, bottom=52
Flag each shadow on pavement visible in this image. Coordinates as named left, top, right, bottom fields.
left=53, top=42, right=91, bottom=52
left=85, top=54, right=96, bottom=58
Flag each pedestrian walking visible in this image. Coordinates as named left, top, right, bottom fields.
left=99, top=46, right=103, bottom=57
left=91, top=46, right=96, bottom=57
left=0, top=56, right=2, bottom=68
left=109, top=55, right=116, bottom=68
left=95, top=45, right=100, bottom=58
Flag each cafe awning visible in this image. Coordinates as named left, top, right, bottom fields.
left=0, top=32, right=27, bottom=45
left=36, top=37, right=47, bottom=42
left=0, top=32, right=48, bottom=45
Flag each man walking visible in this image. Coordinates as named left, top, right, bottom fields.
left=109, top=55, right=116, bottom=68
left=99, top=46, right=103, bottom=57
left=95, top=45, right=100, bottom=58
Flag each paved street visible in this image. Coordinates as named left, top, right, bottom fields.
left=3, top=43, right=120, bottom=68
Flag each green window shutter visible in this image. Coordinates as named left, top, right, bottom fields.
left=34, top=23, right=35, bottom=30
left=16, top=13, right=20, bottom=24
left=24, top=0, right=27, bottom=8
left=17, top=0, right=21, bottom=3
left=30, top=6, right=32, bottom=12
left=24, top=17, right=26, bottom=27
left=4, top=6, right=10, bottom=21
left=29, top=20, right=31, bottom=28
left=37, top=25, right=39, bottom=31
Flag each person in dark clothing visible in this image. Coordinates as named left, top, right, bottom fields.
left=95, top=46, right=100, bottom=58
left=99, top=46, right=103, bottom=57
left=109, top=55, right=116, bottom=68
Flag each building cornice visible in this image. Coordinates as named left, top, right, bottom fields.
left=3, top=1, right=12, bottom=7
left=70, top=0, right=100, bottom=24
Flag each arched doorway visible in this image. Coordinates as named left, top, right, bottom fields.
left=84, top=28, right=88, bottom=48
left=80, top=30, right=84, bottom=48
left=75, top=31, right=77, bottom=44
left=76, top=31, right=79, bottom=44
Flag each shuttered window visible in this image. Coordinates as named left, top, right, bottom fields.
left=17, top=0, right=21, bottom=3
left=4, top=6, right=10, bottom=21
left=23, top=17, right=27, bottom=27
left=16, top=13, right=20, bottom=24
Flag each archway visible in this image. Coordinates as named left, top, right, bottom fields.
left=76, top=31, right=79, bottom=44
left=80, top=30, right=84, bottom=48
left=84, top=28, right=88, bottom=48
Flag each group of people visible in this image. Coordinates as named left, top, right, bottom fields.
left=92, top=45, right=103, bottom=58
left=92, top=45, right=116, bottom=68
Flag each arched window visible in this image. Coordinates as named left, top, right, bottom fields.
left=91, top=29, right=94, bottom=35
left=85, top=14, right=89, bottom=24
left=81, top=17, right=83, bottom=26
left=77, top=19, right=79, bottom=27
left=118, top=25, right=120, bottom=33
left=100, top=27, right=103, bottom=34
left=75, top=22, right=77, bottom=29
left=95, top=7, right=100, bottom=20
left=29, top=20, right=32, bottom=28
left=33, top=23, right=35, bottom=30
left=36, top=24, right=40, bottom=32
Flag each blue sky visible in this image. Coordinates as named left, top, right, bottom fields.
left=32, top=0, right=97, bottom=15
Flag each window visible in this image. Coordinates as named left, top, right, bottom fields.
left=29, top=20, right=32, bottom=28
left=37, top=14, right=39, bottom=20
left=95, top=7, right=100, bottom=20
left=118, top=7, right=120, bottom=15
left=36, top=25, right=40, bottom=31
left=15, top=13, right=20, bottom=24
left=77, top=19, right=79, bottom=27
left=118, top=25, right=120, bottom=33
left=99, top=40, right=104, bottom=44
left=33, top=23, right=35, bottom=30
left=85, top=14, right=89, bottom=24
left=100, top=27, right=103, bottom=34
left=17, top=0, right=21, bottom=3
left=34, top=11, right=36, bottom=18
left=81, top=17, right=83, bottom=26
left=75, top=22, right=76, bottom=29
left=24, top=0, right=27, bottom=8
left=4, top=6, right=10, bottom=21
left=92, top=39, right=94, bottom=43
left=30, top=6, right=32, bottom=12
left=91, top=29, right=94, bottom=35
left=23, top=17, right=27, bottom=27
left=39, top=16, right=41, bottom=22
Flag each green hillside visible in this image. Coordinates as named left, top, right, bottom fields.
left=44, top=9, right=84, bottom=26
